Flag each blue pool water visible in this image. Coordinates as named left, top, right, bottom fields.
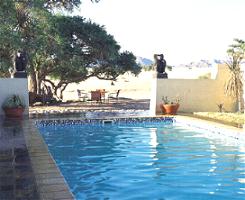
left=38, top=121, right=245, bottom=200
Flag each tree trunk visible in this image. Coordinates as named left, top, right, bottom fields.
left=236, top=72, right=244, bottom=113
left=37, top=73, right=43, bottom=95
left=59, top=83, right=68, bottom=100
left=29, top=68, right=37, bottom=95
left=28, top=67, right=38, bottom=105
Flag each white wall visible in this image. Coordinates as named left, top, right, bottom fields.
left=0, top=78, right=29, bottom=116
left=151, top=64, right=237, bottom=114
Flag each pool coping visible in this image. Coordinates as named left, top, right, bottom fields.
left=22, top=115, right=244, bottom=200
left=22, top=119, right=74, bottom=200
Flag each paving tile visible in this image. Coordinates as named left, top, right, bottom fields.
left=0, top=118, right=39, bottom=200
left=36, top=174, right=62, bottom=182
left=39, top=184, right=69, bottom=192
left=39, top=190, right=74, bottom=200
left=0, top=191, right=14, bottom=200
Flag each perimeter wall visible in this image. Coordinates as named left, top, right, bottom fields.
left=150, top=64, right=237, bottom=115
left=0, top=78, right=29, bottom=116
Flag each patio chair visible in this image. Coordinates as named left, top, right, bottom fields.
left=77, top=89, right=89, bottom=102
left=108, top=89, right=120, bottom=103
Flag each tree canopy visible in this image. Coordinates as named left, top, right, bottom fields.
left=44, top=0, right=100, bottom=10
left=0, top=0, right=140, bottom=100
left=35, top=15, right=141, bottom=98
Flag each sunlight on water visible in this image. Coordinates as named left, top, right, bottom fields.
left=39, top=122, right=245, bottom=200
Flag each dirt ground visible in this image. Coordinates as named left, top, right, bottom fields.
left=29, top=98, right=150, bottom=114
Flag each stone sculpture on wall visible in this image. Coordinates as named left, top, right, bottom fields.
left=153, top=54, right=168, bottom=78
left=14, top=51, right=27, bottom=78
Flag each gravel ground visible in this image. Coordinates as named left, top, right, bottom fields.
left=29, top=98, right=150, bottom=118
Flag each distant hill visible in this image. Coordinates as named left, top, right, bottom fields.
left=136, top=57, right=224, bottom=69
left=174, top=59, right=224, bottom=68
left=136, top=57, right=153, bottom=67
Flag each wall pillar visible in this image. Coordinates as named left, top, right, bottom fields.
left=149, top=77, right=157, bottom=116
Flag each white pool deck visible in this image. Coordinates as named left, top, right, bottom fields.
left=176, top=116, right=245, bottom=143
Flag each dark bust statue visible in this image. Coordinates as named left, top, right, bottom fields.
left=15, top=51, right=27, bottom=72
left=154, top=54, right=168, bottom=78
left=13, top=51, right=27, bottom=78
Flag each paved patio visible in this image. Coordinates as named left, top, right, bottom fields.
left=0, top=118, right=39, bottom=199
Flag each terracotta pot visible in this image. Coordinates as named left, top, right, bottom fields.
left=160, top=104, right=179, bottom=115
left=3, top=107, right=25, bottom=118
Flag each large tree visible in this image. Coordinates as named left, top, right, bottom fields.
left=0, top=0, right=140, bottom=100
left=31, top=15, right=140, bottom=99
left=225, top=38, right=245, bottom=112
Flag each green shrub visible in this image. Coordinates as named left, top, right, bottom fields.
left=2, top=95, right=25, bottom=109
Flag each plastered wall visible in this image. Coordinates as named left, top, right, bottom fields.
left=150, top=64, right=237, bottom=115
left=0, top=78, right=29, bottom=116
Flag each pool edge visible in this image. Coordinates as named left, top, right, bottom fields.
left=22, top=119, right=74, bottom=200
left=175, top=115, right=245, bottom=142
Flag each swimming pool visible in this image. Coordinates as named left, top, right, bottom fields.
left=38, top=119, right=245, bottom=200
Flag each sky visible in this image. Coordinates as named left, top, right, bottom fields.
left=76, top=0, right=245, bottom=65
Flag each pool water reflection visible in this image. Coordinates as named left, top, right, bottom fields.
left=39, top=122, right=245, bottom=200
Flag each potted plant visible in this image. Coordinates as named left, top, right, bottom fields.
left=2, top=95, right=25, bottom=118
left=160, top=96, right=180, bottom=115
